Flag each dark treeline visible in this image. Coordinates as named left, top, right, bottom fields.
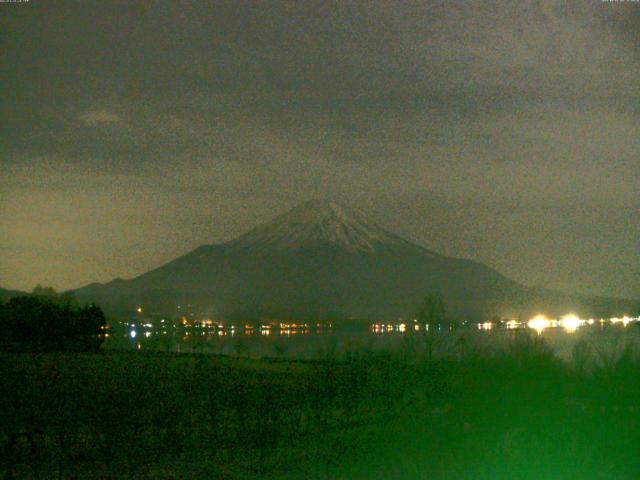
left=0, top=286, right=106, bottom=352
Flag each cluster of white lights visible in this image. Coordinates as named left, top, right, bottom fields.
left=611, top=316, right=635, bottom=327
left=527, top=315, right=555, bottom=334
left=526, top=314, right=638, bottom=334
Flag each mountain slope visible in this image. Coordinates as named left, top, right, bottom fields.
left=75, top=201, right=638, bottom=321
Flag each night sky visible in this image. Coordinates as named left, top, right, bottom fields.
left=1, top=1, right=639, bottom=299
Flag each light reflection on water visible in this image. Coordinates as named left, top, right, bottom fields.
left=105, top=315, right=640, bottom=361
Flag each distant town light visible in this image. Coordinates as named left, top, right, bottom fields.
left=136, top=307, right=142, bottom=313
left=559, top=314, right=583, bottom=333
left=527, top=315, right=551, bottom=334
left=611, top=316, right=632, bottom=327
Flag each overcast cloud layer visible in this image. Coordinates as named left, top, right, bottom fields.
left=1, top=0, right=639, bottom=298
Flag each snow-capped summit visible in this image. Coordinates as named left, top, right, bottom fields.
left=229, top=200, right=412, bottom=253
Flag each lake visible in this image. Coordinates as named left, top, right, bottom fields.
left=104, top=316, right=640, bottom=363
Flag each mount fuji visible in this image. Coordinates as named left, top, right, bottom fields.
left=75, top=200, right=637, bottom=321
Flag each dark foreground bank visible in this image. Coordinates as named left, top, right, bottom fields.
left=1, top=332, right=640, bottom=479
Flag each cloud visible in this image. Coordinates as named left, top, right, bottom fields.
left=79, top=109, right=120, bottom=126
left=1, top=0, right=640, bottom=297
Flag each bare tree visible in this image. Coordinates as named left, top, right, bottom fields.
left=416, top=293, right=447, bottom=361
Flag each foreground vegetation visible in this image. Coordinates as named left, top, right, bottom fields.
left=2, top=330, right=640, bottom=479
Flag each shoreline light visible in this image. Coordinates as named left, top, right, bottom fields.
left=559, top=314, right=584, bottom=333
left=611, top=316, right=632, bottom=327
left=527, top=315, right=551, bottom=334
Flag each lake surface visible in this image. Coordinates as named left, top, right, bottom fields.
left=104, top=317, right=640, bottom=363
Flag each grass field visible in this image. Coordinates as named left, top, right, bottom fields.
left=2, top=330, right=640, bottom=479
